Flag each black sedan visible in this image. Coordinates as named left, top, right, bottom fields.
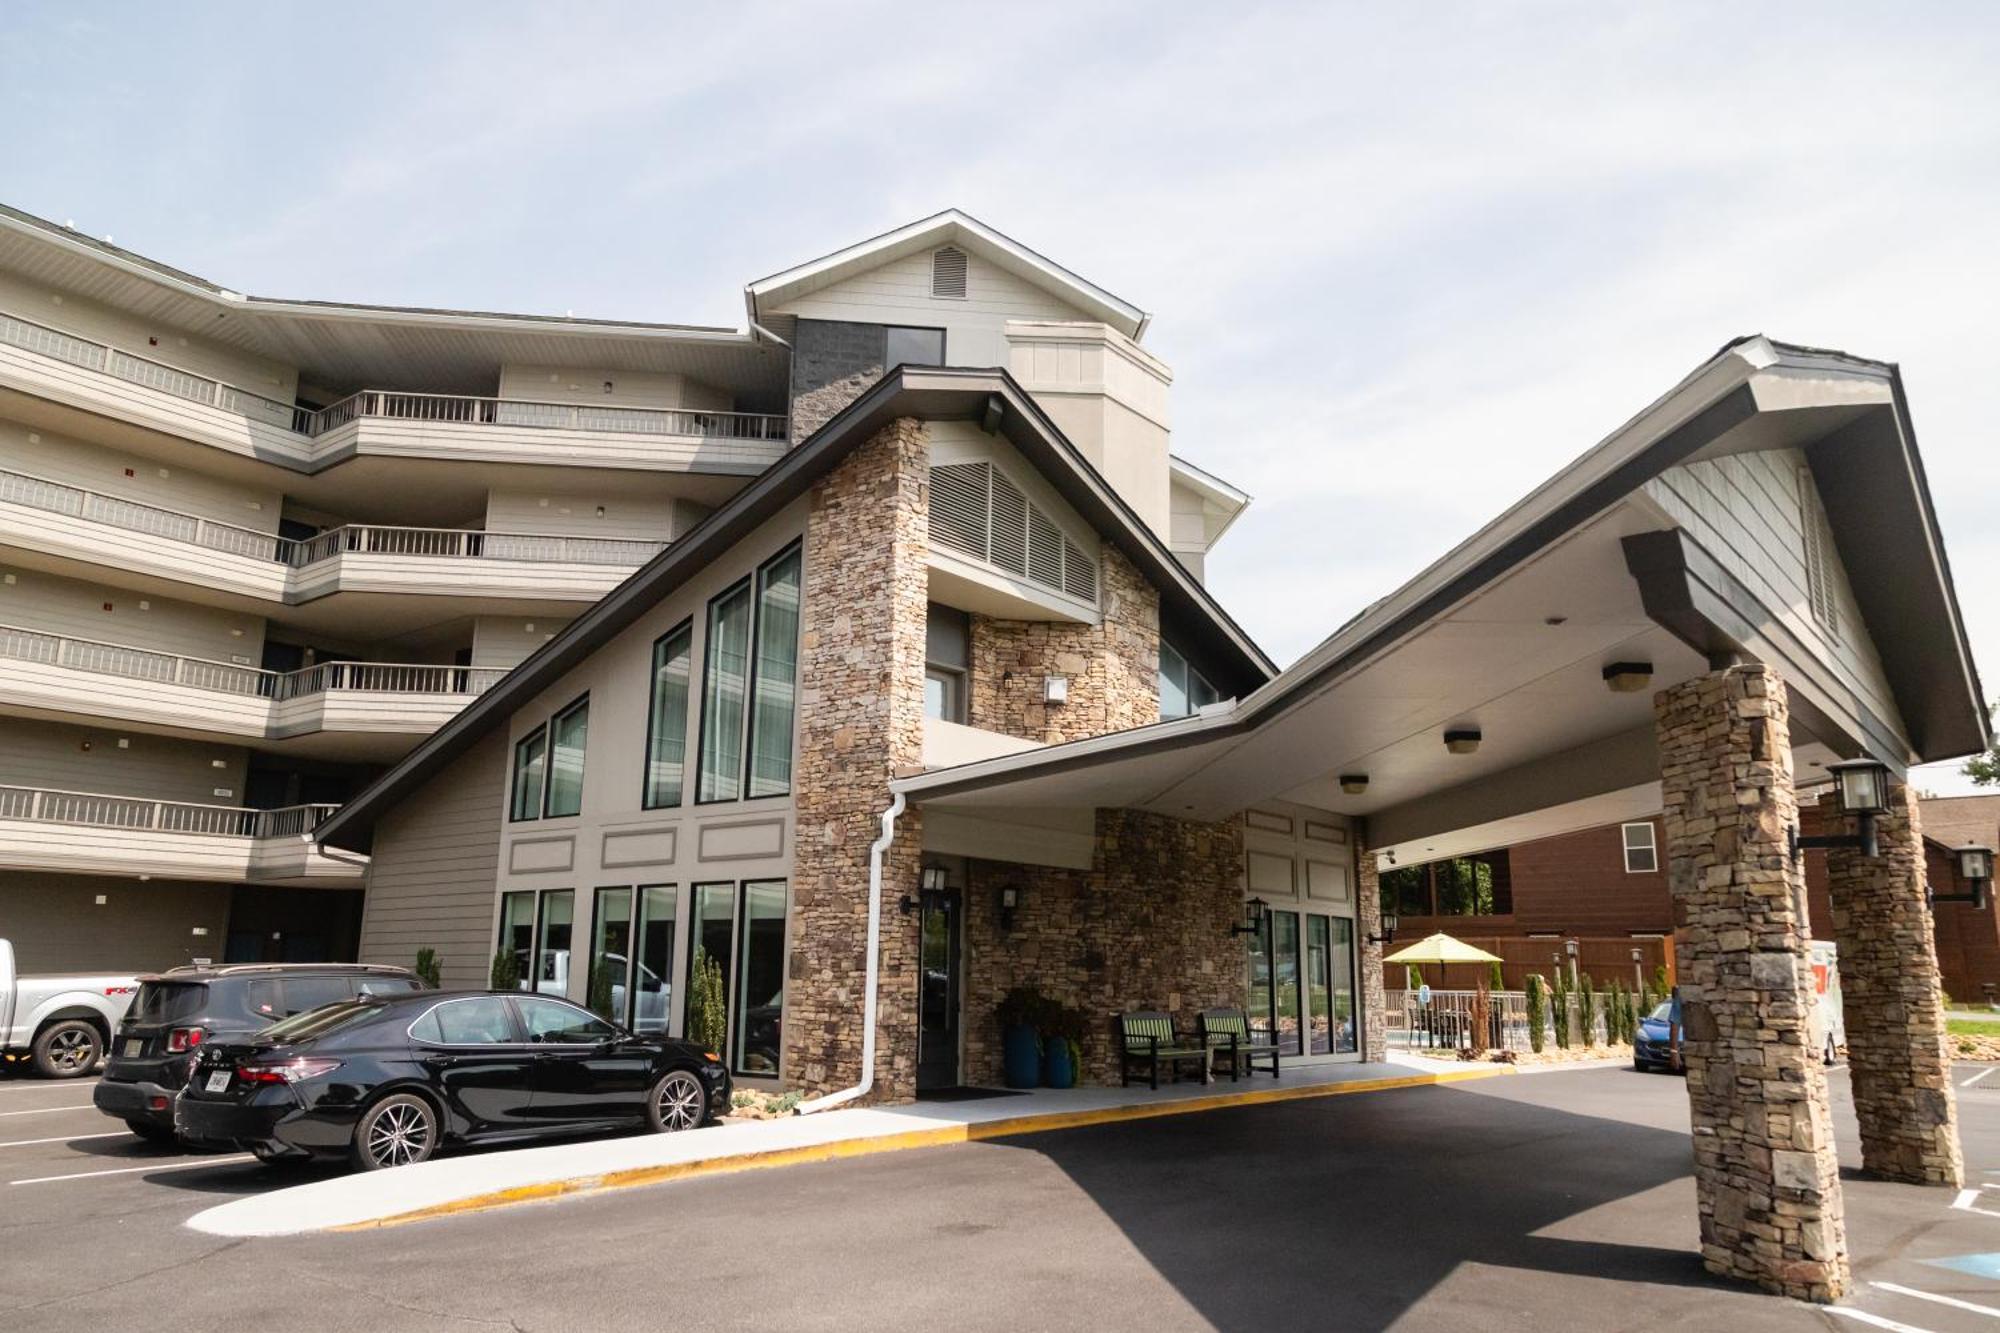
left=175, top=990, right=730, bottom=1171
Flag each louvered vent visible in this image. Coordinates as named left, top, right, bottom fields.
left=926, top=460, right=1098, bottom=604
left=931, top=246, right=968, bottom=298
left=1798, top=466, right=1839, bottom=639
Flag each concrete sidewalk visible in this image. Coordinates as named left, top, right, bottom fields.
left=187, top=1060, right=1509, bottom=1238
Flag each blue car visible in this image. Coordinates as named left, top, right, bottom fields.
left=1633, top=1000, right=1681, bottom=1074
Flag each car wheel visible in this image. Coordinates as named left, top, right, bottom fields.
left=351, top=1093, right=439, bottom=1171
left=31, top=1020, right=101, bottom=1078
left=124, top=1118, right=176, bottom=1145
left=647, top=1069, right=708, bottom=1133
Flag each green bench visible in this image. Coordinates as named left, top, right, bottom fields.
left=1115, top=1011, right=1212, bottom=1089
left=1198, top=1007, right=1281, bottom=1081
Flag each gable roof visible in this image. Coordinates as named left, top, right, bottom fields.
left=313, top=364, right=1274, bottom=852
left=745, top=209, right=1150, bottom=341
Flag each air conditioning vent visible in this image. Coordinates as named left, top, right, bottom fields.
left=925, top=459, right=1097, bottom=604
left=931, top=246, right=968, bottom=299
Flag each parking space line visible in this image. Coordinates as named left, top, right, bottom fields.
left=1874, top=1283, right=2000, bottom=1318
left=1964, top=1069, right=1997, bottom=1089
left=1827, top=1308, right=1938, bottom=1332
left=0, top=1104, right=95, bottom=1117
left=0, top=1131, right=126, bottom=1149
left=10, top=1155, right=253, bottom=1185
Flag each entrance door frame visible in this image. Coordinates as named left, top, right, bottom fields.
left=915, top=860, right=966, bottom=1092
left=1244, top=804, right=1363, bottom=1064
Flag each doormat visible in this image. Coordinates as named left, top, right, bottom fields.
left=915, top=1086, right=1026, bottom=1102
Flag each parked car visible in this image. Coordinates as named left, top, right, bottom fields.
left=0, top=938, right=139, bottom=1078
left=1633, top=1001, right=1678, bottom=1073
left=175, top=990, right=731, bottom=1170
left=93, top=963, right=427, bottom=1142
left=1635, top=952, right=1844, bottom=1074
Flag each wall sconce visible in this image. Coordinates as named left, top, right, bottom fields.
left=1790, top=756, right=1891, bottom=861
left=998, top=882, right=1023, bottom=931
left=901, top=866, right=951, bottom=915
left=1934, top=844, right=1994, bottom=910
left=1366, top=912, right=1398, bottom=946
left=1443, top=728, right=1482, bottom=755
left=1339, top=774, right=1369, bottom=796
left=1231, top=896, right=1269, bottom=938
left=1043, top=676, right=1069, bottom=705
left=1601, top=661, right=1654, bottom=694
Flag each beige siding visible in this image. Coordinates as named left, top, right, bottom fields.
left=471, top=615, right=566, bottom=671
left=0, top=871, right=232, bottom=972
left=484, top=489, right=682, bottom=543
left=496, top=364, right=735, bottom=413
left=357, top=730, right=507, bottom=991
left=0, top=415, right=284, bottom=533
left=0, top=564, right=266, bottom=665
left=0, top=717, right=247, bottom=802
left=1645, top=447, right=1904, bottom=741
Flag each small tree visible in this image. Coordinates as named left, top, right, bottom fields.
left=1405, top=963, right=1424, bottom=992
left=1580, top=974, right=1599, bottom=1046
left=414, top=947, right=442, bottom=989
left=1468, top=978, right=1491, bottom=1057
left=489, top=948, right=521, bottom=991
left=587, top=956, right=615, bottom=1020
left=1550, top=974, right=1569, bottom=1049
left=1488, top=960, right=1506, bottom=991
left=686, top=948, right=728, bottom=1053
left=1611, top=980, right=1630, bottom=1044
left=1524, top=974, right=1546, bottom=1054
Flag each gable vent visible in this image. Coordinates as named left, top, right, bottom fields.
left=1798, top=466, right=1840, bottom=640
left=931, top=246, right=968, bottom=299
left=927, top=460, right=1097, bottom=604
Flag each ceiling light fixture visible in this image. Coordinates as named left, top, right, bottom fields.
left=1339, top=774, right=1369, bottom=796
left=1601, top=661, right=1654, bottom=694
left=1443, top=728, right=1482, bottom=756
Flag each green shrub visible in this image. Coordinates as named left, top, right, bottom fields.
left=1489, top=960, right=1505, bottom=991
left=1524, top=975, right=1547, bottom=1054
left=489, top=948, right=520, bottom=991
left=1551, top=975, right=1569, bottom=1049
left=686, top=948, right=728, bottom=1053
left=1580, top=974, right=1599, bottom=1045
left=1406, top=964, right=1424, bottom=991
left=587, top=956, right=614, bottom=1020
left=414, top=948, right=442, bottom=989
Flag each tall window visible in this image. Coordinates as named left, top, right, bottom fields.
left=510, top=726, right=546, bottom=822
left=589, top=887, right=634, bottom=1022
left=645, top=624, right=693, bottom=808
left=734, top=881, right=787, bottom=1075
left=698, top=544, right=803, bottom=803
left=1622, top=822, right=1659, bottom=874
left=1159, top=640, right=1220, bottom=720
left=498, top=892, right=536, bottom=986
left=545, top=696, right=589, bottom=818
left=747, top=547, right=802, bottom=798
left=885, top=325, right=945, bottom=369
left=925, top=603, right=969, bottom=723
left=688, top=883, right=735, bottom=1041
left=632, top=885, right=676, bottom=1034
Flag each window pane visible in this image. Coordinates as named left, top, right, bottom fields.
left=1247, top=916, right=1274, bottom=1043
left=1306, top=915, right=1332, bottom=1055
left=1331, top=917, right=1358, bottom=1053
left=499, top=891, right=536, bottom=991
left=924, top=673, right=948, bottom=721
left=698, top=582, right=754, bottom=802
left=430, top=996, right=517, bottom=1045
left=747, top=548, right=802, bottom=799
left=885, top=326, right=944, bottom=369
left=1159, top=642, right=1189, bottom=719
left=535, top=890, right=573, bottom=996
left=646, top=627, right=693, bottom=808
left=545, top=699, right=588, bottom=817
left=687, top=883, right=735, bottom=1047
left=1271, top=911, right=1302, bottom=1057
left=925, top=603, right=968, bottom=669
left=633, top=886, right=676, bottom=1035
left=511, top=728, right=546, bottom=821
left=733, top=881, right=787, bottom=1076
left=516, top=996, right=618, bottom=1044
left=1190, top=669, right=1220, bottom=710
left=590, top=887, right=634, bottom=1023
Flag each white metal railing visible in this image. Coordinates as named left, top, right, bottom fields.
left=0, top=785, right=337, bottom=839
left=0, top=308, right=787, bottom=444
left=1387, top=989, right=1615, bottom=1052
left=0, top=624, right=505, bottom=704
left=0, top=467, right=666, bottom=570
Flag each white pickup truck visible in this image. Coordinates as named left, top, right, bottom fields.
left=0, top=939, right=141, bottom=1078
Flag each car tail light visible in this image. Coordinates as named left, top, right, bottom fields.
left=236, top=1057, right=341, bottom=1085
left=166, top=1027, right=205, bottom=1053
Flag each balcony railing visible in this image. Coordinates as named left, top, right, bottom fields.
left=0, top=308, right=787, bottom=444
left=0, top=623, right=507, bottom=703
left=0, top=785, right=337, bottom=839
left=0, top=467, right=668, bottom=569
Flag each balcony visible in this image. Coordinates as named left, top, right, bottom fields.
left=0, top=624, right=504, bottom=748
left=0, top=465, right=666, bottom=607
left=0, top=786, right=360, bottom=885
left=0, top=309, right=788, bottom=474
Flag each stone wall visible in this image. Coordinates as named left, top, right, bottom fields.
left=966, top=546, right=1160, bottom=743
left=960, top=809, right=1245, bottom=1087
left=1655, top=664, right=1847, bottom=1302
left=1821, top=784, right=1962, bottom=1187
left=787, top=417, right=930, bottom=1103
left=1355, top=827, right=1388, bottom=1063
left=790, top=319, right=887, bottom=444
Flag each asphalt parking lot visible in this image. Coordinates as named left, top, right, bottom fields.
left=7, top=1061, right=2000, bottom=1331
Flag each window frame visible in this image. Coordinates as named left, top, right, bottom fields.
left=509, top=724, right=548, bottom=823
left=1621, top=822, right=1659, bottom=875
left=589, top=885, right=636, bottom=1025
left=744, top=543, right=804, bottom=800
left=541, top=693, right=591, bottom=819
left=884, top=324, right=947, bottom=370
left=924, top=602, right=970, bottom=725
left=696, top=541, right=805, bottom=805
left=642, top=619, right=696, bottom=810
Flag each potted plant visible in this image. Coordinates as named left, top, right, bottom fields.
left=997, top=986, right=1049, bottom=1089
left=1041, top=1003, right=1088, bottom=1089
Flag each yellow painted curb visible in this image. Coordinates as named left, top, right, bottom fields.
left=335, top=1064, right=1511, bottom=1232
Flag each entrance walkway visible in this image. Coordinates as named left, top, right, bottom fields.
left=187, top=1060, right=1508, bottom=1238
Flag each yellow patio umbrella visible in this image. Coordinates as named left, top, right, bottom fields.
left=1383, top=932, right=1504, bottom=988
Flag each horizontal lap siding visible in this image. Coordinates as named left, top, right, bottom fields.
left=0, top=716, right=246, bottom=803
left=356, top=730, right=505, bottom=991
left=0, top=564, right=265, bottom=664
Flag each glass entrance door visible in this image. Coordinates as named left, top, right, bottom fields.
left=915, top=890, right=962, bottom=1091
left=1250, top=907, right=1359, bottom=1061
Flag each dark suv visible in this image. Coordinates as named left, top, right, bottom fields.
left=93, top=964, right=427, bottom=1141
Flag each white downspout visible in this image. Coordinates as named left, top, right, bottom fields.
left=796, top=790, right=905, bottom=1114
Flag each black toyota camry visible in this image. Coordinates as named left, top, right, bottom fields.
left=175, top=990, right=730, bottom=1171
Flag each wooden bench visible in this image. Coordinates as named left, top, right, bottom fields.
left=1116, top=1011, right=1211, bottom=1089
left=1198, top=1007, right=1281, bottom=1081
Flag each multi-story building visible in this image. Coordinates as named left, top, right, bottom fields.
left=0, top=206, right=1249, bottom=977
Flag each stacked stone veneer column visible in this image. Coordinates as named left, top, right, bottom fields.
left=967, top=546, right=1160, bottom=742
left=1656, top=664, right=1848, bottom=1302
left=960, top=810, right=1246, bottom=1087
left=787, top=417, right=929, bottom=1103
left=1355, top=828, right=1388, bottom=1063
left=1822, top=784, right=1963, bottom=1187
left=788, top=320, right=887, bottom=444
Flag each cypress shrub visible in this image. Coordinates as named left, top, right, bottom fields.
left=687, top=948, right=728, bottom=1053
left=414, top=948, right=442, bottom=990
left=1406, top=963, right=1424, bottom=991
left=1489, top=960, right=1505, bottom=991
left=1524, top=975, right=1547, bottom=1054
left=489, top=948, right=521, bottom=991
left=1551, top=974, right=1569, bottom=1049
left=1580, top=974, right=1599, bottom=1046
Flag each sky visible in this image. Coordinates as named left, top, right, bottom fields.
left=2, top=2, right=1996, bottom=792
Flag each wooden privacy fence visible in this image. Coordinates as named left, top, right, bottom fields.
left=1382, top=935, right=1673, bottom=994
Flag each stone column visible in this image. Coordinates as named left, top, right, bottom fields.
left=1356, top=828, right=1388, bottom=1063
left=1656, top=664, right=1847, bottom=1302
left=1823, top=784, right=1963, bottom=1187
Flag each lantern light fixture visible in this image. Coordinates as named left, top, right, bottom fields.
left=1366, top=912, right=1398, bottom=946
left=1601, top=661, right=1654, bottom=694
left=1791, top=756, right=1893, bottom=862
left=1339, top=774, right=1369, bottom=796
left=1231, top=896, right=1269, bottom=938
left=1936, top=845, right=1995, bottom=911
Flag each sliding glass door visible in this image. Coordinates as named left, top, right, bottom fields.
left=1249, top=905, right=1359, bottom=1061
